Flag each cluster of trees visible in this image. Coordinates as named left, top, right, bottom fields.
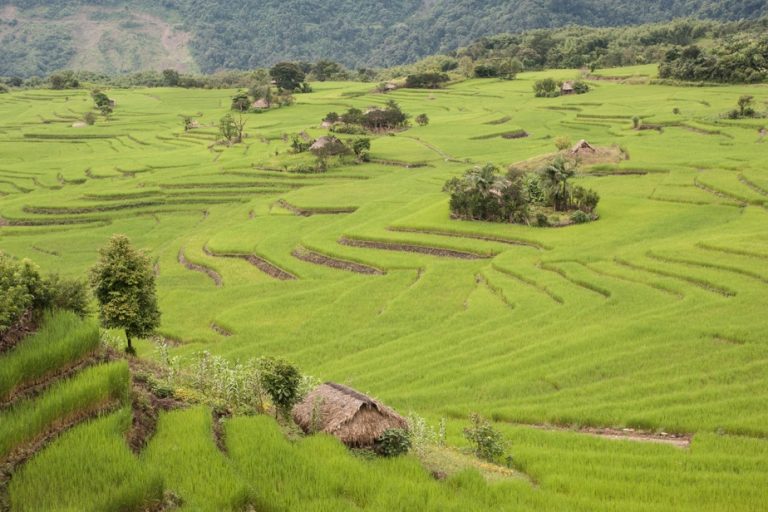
left=658, top=35, right=768, bottom=83
left=324, top=100, right=409, bottom=132
left=444, top=158, right=599, bottom=226
left=0, top=235, right=160, bottom=355
left=404, top=73, right=449, bottom=89
left=91, top=89, right=113, bottom=116
left=0, top=253, right=88, bottom=337
left=292, top=134, right=371, bottom=162
left=533, top=79, right=589, bottom=98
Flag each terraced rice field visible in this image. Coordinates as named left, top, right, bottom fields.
left=1, top=70, right=767, bottom=510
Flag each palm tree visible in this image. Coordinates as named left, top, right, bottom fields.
left=539, top=156, right=576, bottom=211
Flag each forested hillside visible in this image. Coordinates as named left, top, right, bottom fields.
left=1, top=0, right=767, bottom=76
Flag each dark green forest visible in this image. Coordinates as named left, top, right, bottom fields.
left=1, top=0, right=767, bottom=76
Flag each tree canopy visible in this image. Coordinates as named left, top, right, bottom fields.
left=1, top=1, right=766, bottom=76
left=89, top=235, right=160, bottom=353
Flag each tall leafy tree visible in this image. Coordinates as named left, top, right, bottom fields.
left=269, top=62, right=305, bottom=91
left=90, top=235, right=160, bottom=353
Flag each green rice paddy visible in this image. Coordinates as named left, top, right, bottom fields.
left=1, top=70, right=767, bottom=510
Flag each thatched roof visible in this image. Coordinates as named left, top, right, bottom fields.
left=561, top=81, right=574, bottom=92
left=309, top=136, right=348, bottom=156
left=252, top=99, right=271, bottom=109
left=571, top=139, right=595, bottom=153
left=293, top=382, right=407, bottom=447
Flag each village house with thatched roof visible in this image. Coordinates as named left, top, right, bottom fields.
left=571, top=139, right=595, bottom=154
left=561, top=81, right=575, bottom=95
left=252, top=98, right=271, bottom=110
left=309, top=135, right=348, bottom=156
left=293, top=382, right=408, bottom=448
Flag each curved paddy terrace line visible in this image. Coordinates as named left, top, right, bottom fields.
left=0, top=399, right=123, bottom=503
left=538, top=262, right=612, bottom=298
left=211, top=322, right=233, bottom=337
left=693, top=177, right=748, bottom=207
left=475, top=273, right=515, bottom=310
left=203, top=244, right=296, bottom=281
left=580, top=261, right=684, bottom=299
left=338, top=236, right=493, bottom=260
left=178, top=247, right=222, bottom=287
left=504, top=422, right=691, bottom=448
left=614, top=257, right=736, bottom=297
left=646, top=251, right=768, bottom=285
left=399, top=135, right=460, bottom=162
left=0, top=352, right=110, bottom=410
left=158, top=181, right=303, bottom=191
left=291, top=246, right=386, bottom=275
left=696, top=242, right=768, bottom=260
left=738, top=174, right=768, bottom=196
left=386, top=226, right=548, bottom=250
left=275, top=199, right=358, bottom=217
left=491, top=263, right=564, bottom=304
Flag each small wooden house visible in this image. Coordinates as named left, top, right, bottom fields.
left=561, top=81, right=575, bottom=95
left=292, top=382, right=408, bottom=447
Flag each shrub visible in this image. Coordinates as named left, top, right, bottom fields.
left=375, top=428, right=412, bottom=457
left=535, top=213, right=550, bottom=227
left=572, top=81, right=590, bottom=94
left=290, top=135, right=313, bottom=153
left=463, top=413, right=506, bottom=462
left=231, top=92, right=250, bottom=112
left=572, top=185, right=600, bottom=213
left=533, top=78, right=559, bottom=98
left=40, top=274, right=89, bottom=318
left=523, top=173, right=546, bottom=204
left=632, top=116, right=641, bottom=128
left=324, top=112, right=339, bottom=123
left=416, top=113, right=429, bottom=126
left=571, top=210, right=591, bottom=224
left=260, top=358, right=302, bottom=419
left=349, top=137, right=371, bottom=161
left=83, top=112, right=97, bottom=125
left=0, top=83, right=8, bottom=94
left=0, top=254, right=44, bottom=333
left=554, top=136, right=571, bottom=151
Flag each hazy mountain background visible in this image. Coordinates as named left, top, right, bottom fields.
left=1, top=0, right=767, bottom=76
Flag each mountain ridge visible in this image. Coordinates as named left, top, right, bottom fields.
left=1, top=0, right=767, bottom=76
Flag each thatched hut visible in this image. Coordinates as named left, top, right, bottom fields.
left=293, top=382, right=408, bottom=448
left=561, top=81, right=575, bottom=95
left=252, top=98, right=271, bottom=110
left=309, top=136, right=348, bottom=156
left=571, top=139, right=595, bottom=154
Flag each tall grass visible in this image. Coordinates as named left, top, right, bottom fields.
left=0, top=361, right=129, bottom=459
left=0, top=310, right=99, bottom=402
left=9, top=408, right=163, bottom=512
left=226, top=415, right=530, bottom=511
left=141, top=406, right=254, bottom=511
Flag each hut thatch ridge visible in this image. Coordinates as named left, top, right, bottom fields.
left=293, top=382, right=407, bottom=447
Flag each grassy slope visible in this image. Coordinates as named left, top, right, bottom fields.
left=1, top=72, right=767, bottom=510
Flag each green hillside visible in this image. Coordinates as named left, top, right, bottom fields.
left=0, top=68, right=767, bottom=509
left=1, top=0, right=767, bottom=76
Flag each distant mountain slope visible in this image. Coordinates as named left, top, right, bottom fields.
left=1, top=0, right=767, bottom=76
